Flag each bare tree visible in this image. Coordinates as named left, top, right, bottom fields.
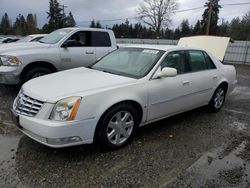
left=137, top=0, right=178, bottom=37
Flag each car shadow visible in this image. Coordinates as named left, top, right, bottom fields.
left=15, top=106, right=211, bottom=157
left=13, top=105, right=225, bottom=187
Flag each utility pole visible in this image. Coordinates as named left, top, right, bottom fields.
left=206, top=1, right=213, bottom=35
left=59, top=5, right=68, bottom=27
left=60, top=5, right=68, bottom=15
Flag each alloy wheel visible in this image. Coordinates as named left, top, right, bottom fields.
left=106, top=111, right=134, bottom=145
left=214, top=88, right=225, bottom=109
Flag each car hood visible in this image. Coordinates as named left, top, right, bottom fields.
left=178, top=36, right=231, bottom=61
left=0, top=42, right=50, bottom=54
left=22, top=67, right=136, bottom=103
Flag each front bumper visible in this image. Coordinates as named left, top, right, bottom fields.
left=0, top=66, right=20, bottom=85
left=12, top=110, right=98, bottom=148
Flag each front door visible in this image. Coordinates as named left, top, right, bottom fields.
left=60, top=31, right=96, bottom=70
left=147, top=50, right=194, bottom=121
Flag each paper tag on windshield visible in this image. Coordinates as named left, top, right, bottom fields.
left=142, top=49, right=159, bottom=54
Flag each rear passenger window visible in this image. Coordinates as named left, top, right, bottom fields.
left=203, top=52, right=216, bottom=69
left=161, top=51, right=189, bottom=74
left=188, top=51, right=207, bottom=72
left=92, top=31, right=111, bottom=47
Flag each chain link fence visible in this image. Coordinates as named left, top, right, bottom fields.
left=117, top=38, right=250, bottom=64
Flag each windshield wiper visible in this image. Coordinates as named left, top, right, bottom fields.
left=91, top=67, right=124, bottom=76
left=102, top=70, right=115, bottom=74
left=102, top=69, right=125, bottom=76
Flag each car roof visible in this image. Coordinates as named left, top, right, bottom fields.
left=118, top=44, right=198, bottom=52
left=65, top=27, right=112, bottom=32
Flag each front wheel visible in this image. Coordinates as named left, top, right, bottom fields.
left=96, top=103, right=139, bottom=149
left=208, top=86, right=227, bottom=112
left=22, top=67, right=53, bottom=83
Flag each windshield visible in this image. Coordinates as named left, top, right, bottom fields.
left=92, top=48, right=164, bottom=78
left=39, top=28, right=72, bottom=44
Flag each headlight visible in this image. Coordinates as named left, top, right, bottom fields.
left=0, top=55, right=22, bottom=66
left=49, top=97, right=81, bottom=121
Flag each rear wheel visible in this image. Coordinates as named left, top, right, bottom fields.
left=22, top=67, right=53, bottom=83
left=208, top=85, right=227, bottom=112
left=96, top=103, right=139, bottom=149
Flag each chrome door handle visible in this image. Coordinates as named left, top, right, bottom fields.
left=182, top=81, right=190, bottom=85
left=86, top=51, right=94, bottom=54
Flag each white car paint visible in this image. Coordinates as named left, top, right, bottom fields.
left=12, top=44, right=237, bottom=148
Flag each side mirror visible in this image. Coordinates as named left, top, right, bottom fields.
left=61, top=39, right=77, bottom=48
left=155, top=67, right=177, bottom=79
left=61, top=42, right=68, bottom=48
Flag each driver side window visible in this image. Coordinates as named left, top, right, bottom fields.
left=161, top=51, right=189, bottom=74
left=64, top=31, right=91, bottom=47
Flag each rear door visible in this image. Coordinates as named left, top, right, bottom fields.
left=185, top=50, right=219, bottom=106
left=60, top=31, right=96, bottom=70
left=93, top=31, right=114, bottom=60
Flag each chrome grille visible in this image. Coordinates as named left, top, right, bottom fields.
left=15, top=92, right=44, bottom=117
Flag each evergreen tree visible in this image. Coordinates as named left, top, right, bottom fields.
left=65, top=11, right=76, bottom=27
left=20, top=15, right=27, bottom=35
left=13, top=15, right=21, bottom=35
left=228, top=17, right=244, bottom=40
left=201, top=0, right=221, bottom=35
left=174, top=28, right=181, bottom=39
left=180, top=19, right=191, bottom=37
left=13, top=14, right=27, bottom=35
left=89, top=20, right=102, bottom=28
left=165, top=28, right=174, bottom=39
left=217, top=19, right=229, bottom=37
left=134, top=23, right=143, bottom=38
left=26, top=14, right=37, bottom=34
left=0, top=13, right=11, bottom=35
left=47, top=0, right=63, bottom=32
left=193, top=20, right=202, bottom=35
left=42, top=23, right=50, bottom=33
left=241, top=11, right=250, bottom=40
left=90, top=20, right=96, bottom=28
left=96, top=21, right=102, bottom=28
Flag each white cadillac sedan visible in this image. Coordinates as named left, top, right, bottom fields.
left=11, top=37, right=237, bottom=149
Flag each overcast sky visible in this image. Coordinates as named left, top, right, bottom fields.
left=0, top=0, right=249, bottom=29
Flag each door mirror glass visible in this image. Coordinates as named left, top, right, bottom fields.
left=155, top=67, right=177, bottom=78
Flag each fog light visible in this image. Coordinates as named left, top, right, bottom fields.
left=46, top=136, right=82, bottom=145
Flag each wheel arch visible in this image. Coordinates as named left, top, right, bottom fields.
left=217, top=81, right=228, bottom=93
left=20, top=61, right=58, bottom=81
left=209, top=80, right=229, bottom=103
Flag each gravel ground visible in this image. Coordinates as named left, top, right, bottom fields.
left=0, top=64, right=249, bottom=188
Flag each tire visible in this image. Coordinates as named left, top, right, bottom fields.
left=208, top=85, right=227, bottom=112
left=22, top=67, right=53, bottom=83
left=96, top=103, right=139, bottom=150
